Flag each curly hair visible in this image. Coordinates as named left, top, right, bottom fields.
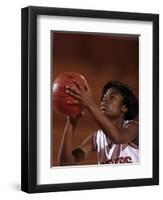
left=101, top=81, right=138, bottom=120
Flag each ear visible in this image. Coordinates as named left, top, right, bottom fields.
left=122, top=105, right=128, bottom=113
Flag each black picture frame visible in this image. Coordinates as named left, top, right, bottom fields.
left=21, top=6, right=159, bottom=193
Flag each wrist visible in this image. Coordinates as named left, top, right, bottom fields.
left=67, top=117, right=79, bottom=128
left=86, top=100, right=97, bottom=111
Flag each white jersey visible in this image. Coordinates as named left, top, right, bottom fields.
left=92, top=120, right=139, bottom=165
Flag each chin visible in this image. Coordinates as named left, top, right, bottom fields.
left=104, top=112, right=114, bottom=119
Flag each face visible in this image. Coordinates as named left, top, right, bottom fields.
left=100, top=88, right=128, bottom=118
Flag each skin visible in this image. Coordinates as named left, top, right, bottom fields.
left=58, top=79, right=138, bottom=166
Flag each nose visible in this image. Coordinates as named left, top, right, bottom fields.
left=102, top=96, right=108, bottom=103
left=101, top=99, right=108, bottom=107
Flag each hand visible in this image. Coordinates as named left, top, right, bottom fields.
left=67, top=111, right=85, bottom=126
left=65, top=79, right=94, bottom=108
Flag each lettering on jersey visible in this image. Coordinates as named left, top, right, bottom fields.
left=105, top=156, right=132, bottom=164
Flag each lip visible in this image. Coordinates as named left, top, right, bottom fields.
left=101, top=107, right=107, bottom=114
left=101, top=101, right=107, bottom=107
left=100, top=105, right=107, bottom=111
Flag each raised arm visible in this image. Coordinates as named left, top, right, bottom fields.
left=58, top=115, right=94, bottom=166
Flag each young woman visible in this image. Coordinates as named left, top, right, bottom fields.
left=58, top=80, right=139, bottom=165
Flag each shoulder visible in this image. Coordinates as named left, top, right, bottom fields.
left=123, top=120, right=139, bottom=145
left=123, top=120, right=139, bottom=136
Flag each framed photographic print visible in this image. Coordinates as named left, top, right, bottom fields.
left=21, top=6, right=159, bottom=193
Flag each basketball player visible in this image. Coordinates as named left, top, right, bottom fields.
left=58, top=80, right=139, bottom=165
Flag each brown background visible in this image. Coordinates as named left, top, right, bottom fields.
left=51, top=32, right=139, bottom=166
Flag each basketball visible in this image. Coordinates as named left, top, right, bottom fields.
left=53, top=72, right=87, bottom=116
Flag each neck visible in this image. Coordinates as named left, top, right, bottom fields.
left=107, top=115, right=124, bottom=128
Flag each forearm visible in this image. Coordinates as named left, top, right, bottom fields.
left=58, top=119, right=76, bottom=165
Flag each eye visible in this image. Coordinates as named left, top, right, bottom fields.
left=109, top=95, right=115, bottom=99
left=102, top=97, right=108, bottom=103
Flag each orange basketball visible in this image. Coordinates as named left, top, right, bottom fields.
left=53, top=72, right=87, bottom=116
